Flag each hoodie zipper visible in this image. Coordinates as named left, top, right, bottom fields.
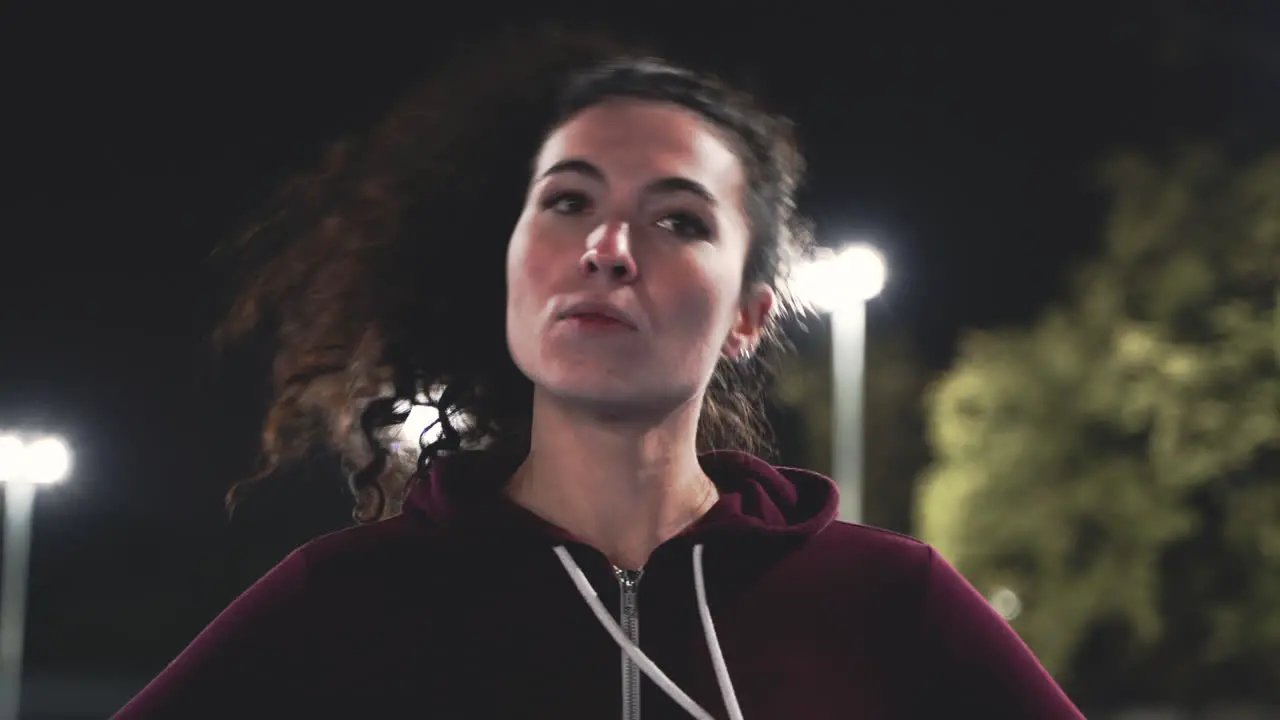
left=615, top=566, right=644, bottom=720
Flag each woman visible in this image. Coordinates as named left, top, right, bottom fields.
left=118, top=31, right=1084, bottom=719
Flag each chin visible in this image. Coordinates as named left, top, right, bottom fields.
left=544, top=373, right=647, bottom=406
left=537, top=373, right=697, bottom=422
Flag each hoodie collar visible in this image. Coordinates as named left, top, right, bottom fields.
left=404, top=449, right=838, bottom=547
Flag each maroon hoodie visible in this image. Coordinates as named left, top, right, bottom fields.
left=117, top=451, right=1084, bottom=718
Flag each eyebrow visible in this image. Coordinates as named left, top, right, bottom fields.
left=538, top=157, right=717, bottom=206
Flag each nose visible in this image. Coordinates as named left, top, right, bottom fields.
left=579, top=220, right=638, bottom=283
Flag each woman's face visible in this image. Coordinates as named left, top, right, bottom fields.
left=506, top=99, right=773, bottom=419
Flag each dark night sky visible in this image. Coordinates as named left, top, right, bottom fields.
left=1, top=0, right=1276, bottom=692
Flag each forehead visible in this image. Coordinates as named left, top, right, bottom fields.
left=535, top=100, right=744, bottom=194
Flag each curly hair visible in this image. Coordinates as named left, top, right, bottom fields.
left=216, top=28, right=813, bottom=523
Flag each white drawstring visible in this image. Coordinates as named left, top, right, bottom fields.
left=553, top=544, right=743, bottom=720
left=693, top=544, right=744, bottom=720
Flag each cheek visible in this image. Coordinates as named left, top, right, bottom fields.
left=506, top=223, right=545, bottom=311
left=663, top=260, right=739, bottom=341
left=505, top=227, right=538, bottom=353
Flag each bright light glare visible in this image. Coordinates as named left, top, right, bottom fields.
left=790, top=242, right=887, bottom=312
left=0, top=435, right=23, bottom=482
left=988, top=587, right=1022, bottom=621
left=0, top=434, right=71, bottom=485
left=26, top=437, right=71, bottom=484
left=399, top=404, right=445, bottom=450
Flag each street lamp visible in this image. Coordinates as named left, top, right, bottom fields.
left=0, top=433, right=71, bottom=720
left=791, top=243, right=887, bottom=524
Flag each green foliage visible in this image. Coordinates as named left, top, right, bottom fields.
left=918, top=146, right=1280, bottom=697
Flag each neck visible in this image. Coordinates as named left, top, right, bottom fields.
left=507, top=388, right=718, bottom=570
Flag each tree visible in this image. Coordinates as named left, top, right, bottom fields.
left=917, top=147, right=1280, bottom=705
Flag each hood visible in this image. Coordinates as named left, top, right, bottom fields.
left=403, top=449, right=839, bottom=546
left=404, top=449, right=839, bottom=720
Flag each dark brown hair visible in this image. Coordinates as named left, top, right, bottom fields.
left=217, top=29, right=813, bottom=522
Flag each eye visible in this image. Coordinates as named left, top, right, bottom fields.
left=540, top=190, right=592, bottom=216
left=655, top=211, right=712, bottom=240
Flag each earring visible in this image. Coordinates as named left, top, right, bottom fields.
left=723, top=343, right=753, bottom=363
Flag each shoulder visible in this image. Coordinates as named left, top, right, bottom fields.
left=289, top=512, right=435, bottom=589
left=115, top=513, right=440, bottom=717
left=788, top=521, right=938, bottom=599
left=800, top=523, right=1016, bottom=641
left=810, top=520, right=935, bottom=572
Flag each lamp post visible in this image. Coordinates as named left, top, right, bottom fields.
left=0, top=433, right=71, bottom=720
left=791, top=243, right=887, bottom=524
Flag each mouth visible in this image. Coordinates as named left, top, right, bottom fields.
left=567, top=312, right=631, bottom=328
left=557, top=302, right=638, bottom=330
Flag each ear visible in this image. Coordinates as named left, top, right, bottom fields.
left=722, top=283, right=775, bottom=360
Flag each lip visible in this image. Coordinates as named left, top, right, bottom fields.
left=556, top=300, right=638, bottom=330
